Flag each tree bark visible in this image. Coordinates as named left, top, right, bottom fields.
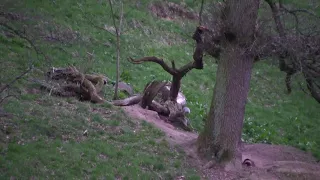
left=198, top=0, right=259, bottom=164
left=170, top=76, right=182, bottom=101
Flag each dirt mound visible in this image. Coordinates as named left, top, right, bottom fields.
left=149, top=1, right=198, bottom=21
left=123, top=105, right=196, bottom=145
left=122, top=105, right=320, bottom=180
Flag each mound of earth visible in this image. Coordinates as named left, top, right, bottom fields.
left=123, top=105, right=320, bottom=180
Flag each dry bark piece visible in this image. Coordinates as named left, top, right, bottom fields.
left=141, top=81, right=168, bottom=108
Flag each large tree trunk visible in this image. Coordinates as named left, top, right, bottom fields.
left=198, top=0, right=259, bottom=164
left=198, top=46, right=254, bottom=163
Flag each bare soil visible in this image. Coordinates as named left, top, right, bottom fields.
left=123, top=105, right=320, bottom=180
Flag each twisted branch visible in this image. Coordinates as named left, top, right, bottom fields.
left=128, top=56, right=177, bottom=75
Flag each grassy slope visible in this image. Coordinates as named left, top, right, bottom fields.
left=1, top=95, right=201, bottom=179
left=0, top=0, right=201, bottom=179
left=0, top=0, right=319, bottom=178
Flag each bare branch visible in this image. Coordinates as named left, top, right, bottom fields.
left=128, top=56, right=177, bottom=75
left=108, top=0, right=119, bottom=36
left=278, top=0, right=284, bottom=9
left=305, top=77, right=320, bottom=103
left=128, top=26, right=206, bottom=101
left=265, top=0, right=286, bottom=37
left=282, top=8, right=301, bottom=34
left=199, top=0, right=205, bottom=25
left=177, top=61, right=197, bottom=77
left=108, top=0, right=124, bottom=100
left=118, top=2, right=124, bottom=36
left=286, top=9, right=320, bottom=19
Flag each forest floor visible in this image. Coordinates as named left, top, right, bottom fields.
left=123, top=105, right=320, bottom=180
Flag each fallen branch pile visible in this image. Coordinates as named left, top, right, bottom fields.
left=32, top=66, right=192, bottom=131
left=34, top=66, right=107, bottom=103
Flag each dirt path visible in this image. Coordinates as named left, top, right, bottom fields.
left=122, top=105, right=320, bottom=180
left=123, top=105, right=197, bottom=145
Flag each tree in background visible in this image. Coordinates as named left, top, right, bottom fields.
left=264, top=0, right=320, bottom=103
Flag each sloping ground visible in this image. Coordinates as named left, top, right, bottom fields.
left=0, top=93, right=201, bottom=179
left=123, top=105, right=197, bottom=146
left=1, top=0, right=319, bottom=156
left=123, top=105, right=320, bottom=180
left=1, top=0, right=320, bottom=179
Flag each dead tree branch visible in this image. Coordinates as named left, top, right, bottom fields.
left=285, top=9, right=320, bottom=19
left=199, top=0, right=205, bottom=25
left=264, top=0, right=320, bottom=102
left=128, top=26, right=206, bottom=101
left=128, top=56, right=177, bottom=75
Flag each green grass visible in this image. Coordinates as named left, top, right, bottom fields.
left=243, top=62, right=320, bottom=158
left=282, top=0, right=320, bottom=15
left=0, top=95, right=199, bottom=179
left=0, top=0, right=320, bottom=178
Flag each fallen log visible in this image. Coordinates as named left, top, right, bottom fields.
left=112, top=80, right=193, bottom=131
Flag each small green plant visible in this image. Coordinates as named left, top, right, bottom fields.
left=120, top=70, right=133, bottom=82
